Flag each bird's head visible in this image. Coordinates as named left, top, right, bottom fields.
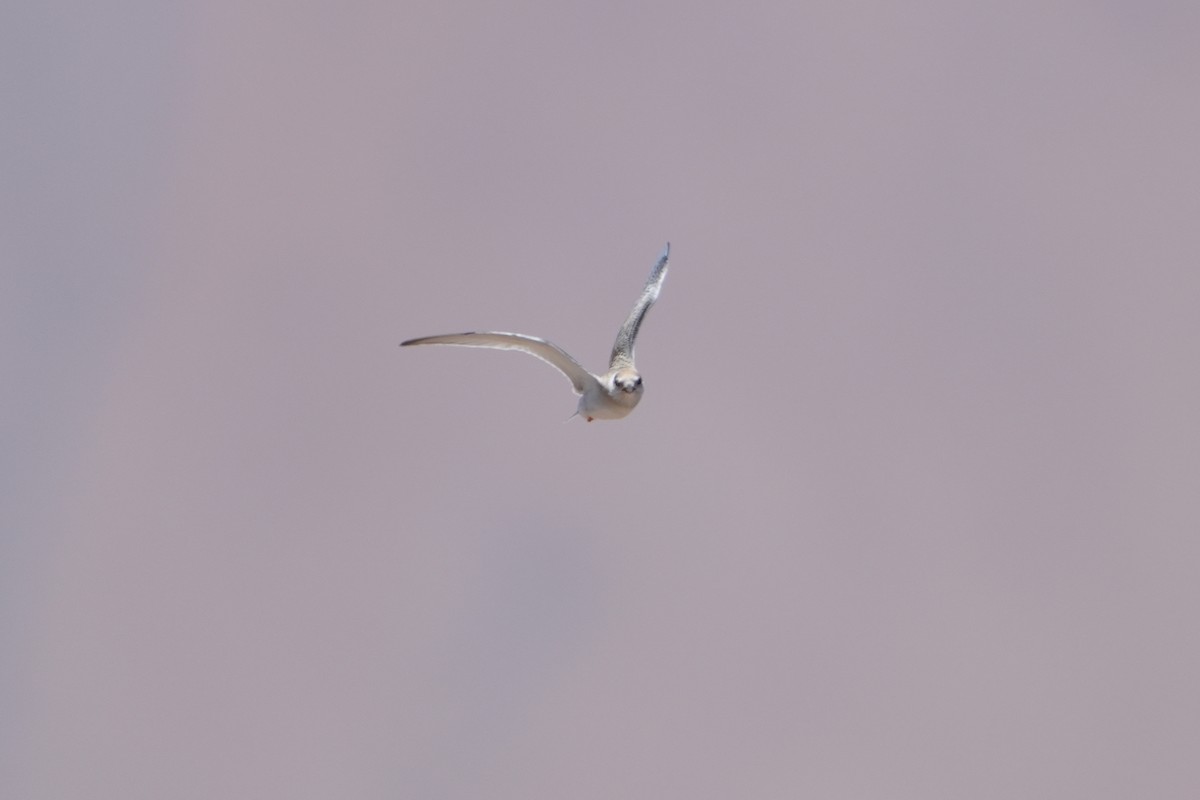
left=612, top=369, right=643, bottom=395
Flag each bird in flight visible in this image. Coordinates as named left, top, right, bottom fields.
left=401, top=244, right=671, bottom=421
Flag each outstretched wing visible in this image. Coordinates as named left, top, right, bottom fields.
left=400, top=331, right=599, bottom=395
left=610, top=243, right=670, bottom=370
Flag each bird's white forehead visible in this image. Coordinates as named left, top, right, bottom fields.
left=614, top=369, right=640, bottom=383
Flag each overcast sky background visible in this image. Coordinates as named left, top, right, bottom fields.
left=5, top=2, right=1200, bottom=797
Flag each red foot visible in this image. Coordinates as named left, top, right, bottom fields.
left=586, top=416, right=594, bottom=422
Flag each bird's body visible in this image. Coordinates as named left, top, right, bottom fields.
left=401, top=245, right=670, bottom=421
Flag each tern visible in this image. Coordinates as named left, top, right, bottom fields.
left=401, top=244, right=670, bottom=421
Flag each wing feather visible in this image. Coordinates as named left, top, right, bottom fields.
left=400, top=332, right=598, bottom=395
left=610, top=244, right=670, bottom=370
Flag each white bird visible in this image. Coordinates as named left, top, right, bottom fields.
left=401, top=244, right=671, bottom=421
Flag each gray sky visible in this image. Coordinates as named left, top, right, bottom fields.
left=5, top=1, right=1200, bottom=797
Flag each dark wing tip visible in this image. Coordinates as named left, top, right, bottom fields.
left=401, top=332, right=478, bottom=347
